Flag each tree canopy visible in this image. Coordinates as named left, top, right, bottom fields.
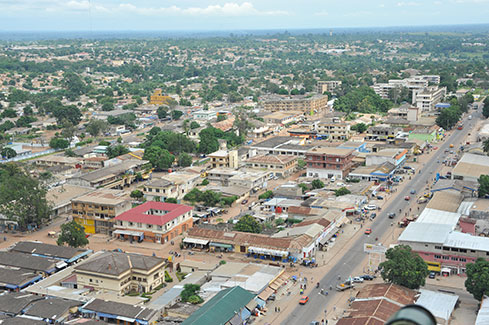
left=0, top=163, right=51, bottom=230
left=334, top=86, right=392, bottom=113
left=234, top=215, right=262, bottom=233
left=379, top=245, right=429, bottom=289
left=478, top=175, right=489, bottom=198
left=57, top=220, right=89, bottom=248
left=143, top=146, right=175, bottom=170
left=465, top=258, right=489, bottom=301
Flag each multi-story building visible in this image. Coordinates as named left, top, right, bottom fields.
left=251, top=136, right=316, bottom=157
left=67, top=159, right=149, bottom=189
left=263, top=111, right=303, bottom=125
left=143, top=172, right=201, bottom=202
left=365, top=148, right=408, bottom=167
left=305, top=147, right=354, bottom=179
left=263, top=95, right=328, bottom=115
left=192, top=110, right=217, bottom=121
left=74, top=251, right=166, bottom=294
left=208, top=149, right=239, bottom=169
left=316, top=118, right=351, bottom=140
left=412, top=86, right=447, bottom=112
left=399, top=222, right=489, bottom=275
left=72, top=189, right=131, bottom=234
left=365, top=125, right=402, bottom=142
left=149, top=88, right=173, bottom=106
left=373, top=77, right=428, bottom=99
left=245, top=155, right=297, bottom=178
left=316, top=80, right=342, bottom=94
left=113, top=201, right=193, bottom=244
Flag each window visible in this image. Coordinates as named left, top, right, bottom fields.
left=451, top=248, right=459, bottom=252
left=460, top=249, right=467, bottom=253
left=443, top=247, right=450, bottom=251
left=434, top=246, right=442, bottom=250
left=442, top=256, right=450, bottom=260
left=460, top=258, right=467, bottom=262
left=129, top=222, right=133, bottom=226
left=434, top=255, right=441, bottom=259
left=451, top=257, right=459, bottom=261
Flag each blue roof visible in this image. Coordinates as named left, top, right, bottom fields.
left=435, top=103, right=451, bottom=108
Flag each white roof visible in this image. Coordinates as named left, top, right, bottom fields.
left=416, top=289, right=458, bottom=321
left=476, top=297, right=489, bottom=325
left=272, top=223, right=324, bottom=238
left=445, top=231, right=489, bottom=252
left=459, top=153, right=489, bottom=166
left=458, top=200, right=475, bottom=216
left=398, top=223, right=451, bottom=244
left=416, top=208, right=460, bottom=229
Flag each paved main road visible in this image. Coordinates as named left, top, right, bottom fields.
left=283, top=109, right=481, bottom=324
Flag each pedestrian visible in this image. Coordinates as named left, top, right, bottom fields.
left=275, top=307, right=277, bottom=312
left=278, top=307, right=280, bottom=312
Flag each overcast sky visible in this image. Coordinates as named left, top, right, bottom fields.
left=1, top=0, right=489, bottom=31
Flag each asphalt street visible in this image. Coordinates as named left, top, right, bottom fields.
left=283, top=108, right=482, bottom=324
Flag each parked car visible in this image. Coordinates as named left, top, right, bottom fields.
left=376, top=195, right=384, bottom=200
left=352, top=277, right=364, bottom=283
left=364, top=228, right=372, bottom=235
left=370, top=213, right=377, bottom=219
left=429, top=271, right=436, bottom=279
left=388, top=212, right=396, bottom=219
left=267, top=294, right=276, bottom=301
left=360, top=275, right=375, bottom=281
left=299, top=296, right=309, bottom=305
left=241, top=199, right=248, bottom=205
left=364, top=204, right=377, bottom=210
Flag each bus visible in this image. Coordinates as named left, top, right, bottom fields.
left=426, top=261, right=441, bottom=273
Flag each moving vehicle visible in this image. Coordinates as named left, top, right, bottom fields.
left=364, top=228, right=372, bottom=235
left=429, top=271, right=436, bottom=279
left=364, top=204, right=377, bottom=210
left=376, top=195, right=384, bottom=200
left=468, top=115, right=472, bottom=120
left=417, top=197, right=428, bottom=204
left=299, top=296, right=309, bottom=305
left=388, top=212, right=396, bottom=219
left=241, top=199, right=248, bottom=205
left=449, top=144, right=454, bottom=148
left=410, top=189, right=416, bottom=194
left=404, top=196, right=411, bottom=201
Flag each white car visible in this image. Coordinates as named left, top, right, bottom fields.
left=364, top=204, right=377, bottom=210
left=352, top=277, right=364, bottom=283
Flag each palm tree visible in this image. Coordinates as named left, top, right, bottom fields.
left=483, top=138, right=489, bottom=155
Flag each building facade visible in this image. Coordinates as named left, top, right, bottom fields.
left=316, top=118, right=351, bottom=140
left=245, top=155, right=298, bottom=178
left=263, top=95, right=328, bottom=115
left=316, top=80, right=342, bottom=94
left=113, top=201, right=193, bottom=244
left=143, top=173, right=201, bottom=202
left=305, top=147, right=354, bottom=180
left=72, top=189, right=131, bottom=234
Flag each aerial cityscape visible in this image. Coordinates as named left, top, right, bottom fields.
left=1, top=1, right=489, bottom=325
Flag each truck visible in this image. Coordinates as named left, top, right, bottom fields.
left=399, top=216, right=416, bottom=228
left=468, top=115, right=472, bottom=120
left=336, top=282, right=354, bottom=291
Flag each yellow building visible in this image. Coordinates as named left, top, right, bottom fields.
left=150, top=88, right=173, bottom=106
left=71, top=189, right=131, bottom=234
left=74, top=251, right=166, bottom=294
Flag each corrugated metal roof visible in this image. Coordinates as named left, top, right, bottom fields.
left=416, top=289, right=458, bottom=321
left=458, top=201, right=475, bottom=216
left=182, top=286, right=255, bottom=325
left=398, top=223, right=452, bottom=244
left=445, top=231, right=489, bottom=251
left=416, top=208, right=460, bottom=229
left=476, top=297, right=489, bottom=325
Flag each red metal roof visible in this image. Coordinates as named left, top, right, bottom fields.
left=114, top=201, right=193, bottom=226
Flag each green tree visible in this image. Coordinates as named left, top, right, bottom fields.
left=478, top=175, right=489, bottom=197
left=106, top=145, right=129, bottom=159
left=200, top=190, right=221, bottom=206
left=157, top=106, right=168, bottom=119
left=64, top=149, right=76, bottom=157
left=49, top=138, right=69, bottom=150
left=298, top=159, right=306, bottom=169
left=143, top=146, right=175, bottom=170
left=298, top=183, right=309, bottom=194
left=217, top=115, right=227, bottom=122
left=198, top=128, right=220, bottom=154
left=483, top=139, right=489, bottom=155
left=465, top=258, right=489, bottom=301
left=86, top=119, right=109, bottom=137
left=259, top=190, right=274, bottom=200
left=379, top=245, right=429, bottom=289
left=351, top=123, right=368, bottom=133
left=0, top=147, right=16, bottom=159
left=63, top=72, right=87, bottom=100
left=57, top=220, right=89, bottom=248
left=190, top=121, right=200, bottom=129
left=52, top=104, right=82, bottom=125
left=311, top=179, right=325, bottom=189
left=334, top=187, right=351, bottom=196
left=483, top=97, right=489, bottom=118
left=183, top=188, right=202, bottom=203
left=171, top=110, right=183, bottom=120
left=165, top=198, right=178, bottom=204
left=234, top=215, right=262, bottom=233
left=130, top=190, right=144, bottom=199
left=178, top=153, right=193, bottom=167
left=0, top=164, right=51, bottom=230
left=436, top=106, right=462, bottom=130
left=180, top=284, right=203, bottom=304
